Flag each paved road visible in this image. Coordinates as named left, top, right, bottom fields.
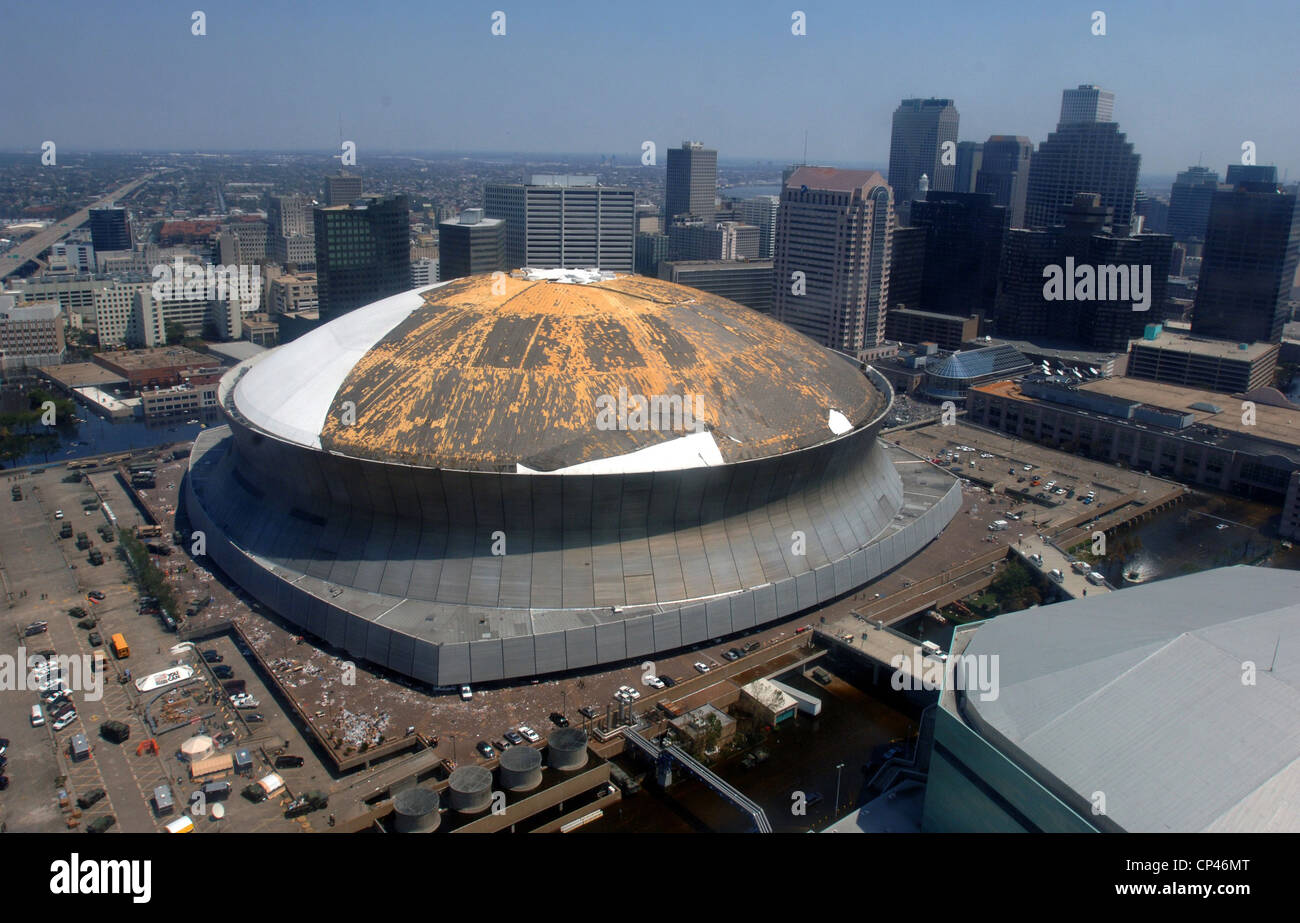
left=0, top=173, right=155, bottom=281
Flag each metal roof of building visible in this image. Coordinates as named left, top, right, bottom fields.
left=961, top=566, right=1300, bottom=832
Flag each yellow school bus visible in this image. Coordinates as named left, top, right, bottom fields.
left=110, top=633, right=129, bottom=659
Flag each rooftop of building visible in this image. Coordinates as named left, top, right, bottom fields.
left=957, top=566, right=1300, bottom=832
left=39, top=362, right=128, bottom=390
left=784, top=166, right=889, bottom=194
left=661, top=259, right=773, bottom=271
left=93, top=346, right=215, bottom=370
left=1131, top=330, right=1278, bottom=360
left=973, top=376, right=1300, bottom=449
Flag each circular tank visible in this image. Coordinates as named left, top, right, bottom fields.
left=180, top=735, right=214, bottom=762
left=448, top=765, right=493, bottom=813
left=392, top=786, right=441, bottom=833
left=547, top=727, right=589, bottom=771
left=498, top=744, right=543, bottom=791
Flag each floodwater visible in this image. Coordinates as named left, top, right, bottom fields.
left=5, top=408, right=217, bottom=469
left=583, top=670, right=915, bottom=833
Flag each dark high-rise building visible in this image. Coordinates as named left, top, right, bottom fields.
left=976, top=136, right=1033, bottom=228
left=635, top=232, right=669, bottom=276
left=1192, top=178, right=1300, bottom=344
left=1167, top=166, right=1220, bottom=243
left=438, top=209, right=505, bottom=281
left=772, top=167, right=893, bottom=351
left=484, top=175, right=635, bottom=272
left=1025, top=87, right=1139, bottom=232
left=667, top=220, right=759, bottom=262
left=910, top=191, right=1008, bottom=320
left=888, top=98, right=960, bottom=222
left=955, top=142, right=984, bottom=194
left=657, top=259, right=774, bottom=314
left=1226, top=164, right=1278, bottom=186
left=313, top=194, right=411, bottom=321
left=996, top=193, right=1172, bottom=349
left=1135, top=190, right=1169, bottom=234
left=887, top=226, right=926, bottom=310
left=88, top=207, right=132, bottom=252
left=664, top=141, right=717, bottom=226
left=327, top=172, right=364, bottom=206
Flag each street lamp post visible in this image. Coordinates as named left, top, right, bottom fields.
left=834, top=762, right=845, bottom=813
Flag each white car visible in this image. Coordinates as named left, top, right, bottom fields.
left=980, top=452, right=994, bottom=459
left=1023, top=464, right=1033, bottom=471
left=644, top=676, right=665, bottom=689
left=54, top=509, right=64, bottom=519
left=460, top=685, right=473, bottom=701
left=517, top=725, right=540, bottom=743
left=693, top=661, right=711, bottom=674
left=52, top=711, right=77, bottom=731
left=229, top=693, right=260, bottom=708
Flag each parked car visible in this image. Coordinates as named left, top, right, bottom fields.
left=659, top=674, right=676, bottom=688
left=229, top=693, right=260, bottom=709
left=24, top=621, right=49, bottom=636
left=460, top=684, right=473, bottom=701
left=693, top=661, right=711, bottom=674
left=548, top=712, right=570, bottom=727
left=88, top=632, right=103, bottom=647
left=722, top=649, right=741, bottom=661
left=0, top=738, right=8, bottom=756
left=52, top=711, right=77, bottom=731
left=644, top=675, right=665, bottom=689
left=244, top=712, right=264, bottom=724
left=54, top=509, right=64, bottom=519
left=476, top=741, right=496, bottom=759
left=517, top=725, right=541, bottom=743
left=213, top=665, right=234, bottom=679
left=742, top=641, right=761, bottom=654
left=215, top=731, right=236, bottom=748
left=0, top=775, right=8, bottom=791
left=87, top=590, right=104, bottom=601
left=274, top=754, right=305, bottom=769
left=201, top=649, right=223, bottom=663
left=503, top=730, right=524, bottom=746
left=578, top=705, right=598, bottom=720
left=76, top=788, right=106, bottom=809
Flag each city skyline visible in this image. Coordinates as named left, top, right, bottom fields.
left=1, top=1, right=1297, bottom=178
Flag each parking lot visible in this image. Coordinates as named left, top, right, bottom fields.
left=0, top=464, right=319, bottom=832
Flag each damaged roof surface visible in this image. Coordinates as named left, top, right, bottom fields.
left=236, top=273, right=881, bottom=471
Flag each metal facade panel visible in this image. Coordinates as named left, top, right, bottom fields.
left=501, top=637, right=535, bottom=677
left=534, top=632, right=567, bottom=675
left=625, top=616, right=655, bottom=659
left=679, top=603, right=707, bottom=644
left=469, top=639, right=504, bottom=682
left=594, top=622, right=626, bottom=664
left=439, top=643, right=471, bottom=685
left=564, top=628, right=598, bottom=670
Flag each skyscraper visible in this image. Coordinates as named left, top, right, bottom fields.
left=735, top=195, right=780, bottom=259
left=887, top=226, right=926, bottom=310
left=313, top=194, right=410, bottom=321
left=772, top=167, right=893, bottom=351
left=1226, top=164, right=1278, bottom=186
left=976, top=135, right=1033, bottom=228
left=88, top=207, right=132, bottom=252
left=664, top=141, right=718, bottom=226
left=437, top=208, right=506, bottom=281
left=954, top=142, right=984, bottom=194
left=995, top=193, right=1172, bottom=349
left=1059, top=84, right=1115, bottom=124
left=1167, top=166, right=1221, bottom=243
left=327, top=172, right=364, bottom=206
left=910, top=191, right=1009, bottom=320
left=888, top=98, right=960, bottom=222
left=1192, top=177, right=1300, bottom=344
left=484, top=175, right=635, bottom=272
left=1025, top=88, right=1139, bottom=232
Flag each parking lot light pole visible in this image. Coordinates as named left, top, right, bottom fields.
left=835, top=762, right=845, bottom=812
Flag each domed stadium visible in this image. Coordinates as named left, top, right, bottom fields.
left=184, top=270, right=962, bottom=684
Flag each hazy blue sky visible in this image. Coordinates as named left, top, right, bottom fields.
left=3, top=0, right=1297, bottom=177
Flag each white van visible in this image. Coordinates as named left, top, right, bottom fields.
left=164, top=816, right=195, bottom=833
left=31, top=704, right=44, bottom=727
left=987, top=520, right=1009, bottom=531
left=1048, top=569, right=1064, bottom=583
left=1087, top=571, right=1106, bottom=586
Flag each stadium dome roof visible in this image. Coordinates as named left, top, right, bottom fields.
left=231, top=273, right=883, bottom=472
